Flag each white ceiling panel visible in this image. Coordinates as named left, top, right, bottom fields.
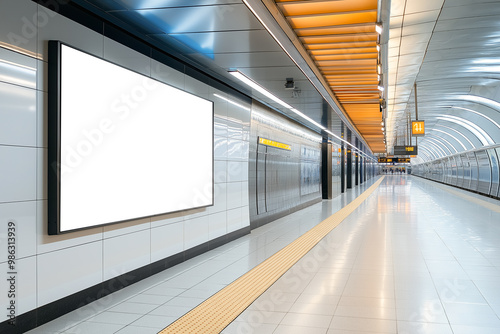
left=389, top=48, right=400, bottom=58
left=399, top=40, right=429, bottom=55
left=390, top=15, right=404, bottom=28
left=443, top=0, right=498, bottom=7
left=402, top=22, right=436, bottom=36
left=427, top=30, right=494, bottom=51
left=395, top=65, right=421, bottom=76
left=440, top=2, right=500, bottom=20
left=435, top=15, right=500, bottom=32
left=398, top=53, right=425, bottom=67
left=390, top=28, right=402, bottom=38
left=391, top=0, right=407, bottom=17
left=399, top=32, right=433, bottom=45
left=405, top=0, right=444, bottom=14
left=403, top=10, right=440, bottom=25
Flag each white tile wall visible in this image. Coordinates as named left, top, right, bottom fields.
left=36, top=148, right=47, bottom=200
left=227, top=207, right=243, bottom=233
left=103, top=230, right=150, bottom=281
left=211, top=183, right=228, bottom=214
left=0, top=146, right=37, bottom=203
left=242, top=181, right=249, bottom=205
left=227, top=98, right=251, bottom=125
left=36, top=201, right=103, bottom=255
left=210, top=87, right=229, bottom=113
left=241, top=206, right=250, bottom=227
left=103, top=218, right=150, bottom=239
left=0, top=256, right=37, bottom=315
left=208, top=211, right=227, bottom=239
left=17, top=256, right=38, bottom=314
left=0, top=47, right=37, bottom=89
left=227, top=182, right=243, bottom=210
left=0, top=0, right=251, bottom=318
left=184, top=216, right=210, bottom=249
left=214, top=117, right=229, bottom=137
left=227, top=161, right=247, bottom=182
left=37, top=241, right=103, bottom=306
left=214, top=160, right=228, bottom=183
left=36, top=59, right=45, bottom=95
left=0, top=201, right=37, bottom=262
left=0, top=0, right=38, bottom=56
left=214, top=136, right=229, bottom=159
left=228, top=138, right=246, bottom=160
left=150, top=211, right=185, bottom=229
left=182, top=207, right=210, bottom=220
left=150, top=222, right=184, bottom=262
left=35, top=90, right=46, bottom=148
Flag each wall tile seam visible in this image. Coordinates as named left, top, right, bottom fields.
left=100, top=227, right=154, bottom=241
left=0, top=199, right=39, bottom=205
left=0, top=253, right=37, bottom=264
left=36, top=238, right=106, bottom=256
left=0, top=145, right=47, bottom=150
left=0, top=79, right=38, bottom=91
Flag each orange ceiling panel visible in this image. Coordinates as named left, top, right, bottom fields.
left=321, top=67, right=376, bottom=74
left=316, top=59, right=377, bottom=67
left=307, top=41, right=377, bottom=50
left=272, top=0, right=384, bottom=153
left=328, top=79, right=379, bottom=84
left=301, top=33, right=377, bottom=45
left=310, top=47, right=378, bottom=56
left=288, top=11, right=377, bottom=29
left=276, top=0, right=377, bottom=16
left=336, top=94, right=380, bottom=100
left=313, top=53, right=378, bottom=61
left=325, top=73, right=378, bottom=78
left=296, top=25, right=375, bottom=37
left=337, top=96, right=380, bottom=100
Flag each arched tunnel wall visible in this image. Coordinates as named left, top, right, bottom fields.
left=412, top=145, right=500, bottom=199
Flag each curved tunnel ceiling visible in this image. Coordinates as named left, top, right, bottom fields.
left=387, top=0, right=500, bottom=162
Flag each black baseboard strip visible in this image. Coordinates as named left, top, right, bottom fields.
left=0, top=226, right=250, bottom=334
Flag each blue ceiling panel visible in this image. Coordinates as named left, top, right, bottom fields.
left=108, top=0, right=240, bottom=10
left=135, top=4, right=262, bottom=34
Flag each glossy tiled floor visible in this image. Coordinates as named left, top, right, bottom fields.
left=28, top=176, right=500, bottom=334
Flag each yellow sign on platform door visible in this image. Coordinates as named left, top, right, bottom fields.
left=258, top=137, right=291, bottom=151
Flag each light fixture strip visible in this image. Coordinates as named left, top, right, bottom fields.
left=228, top=71, right=292, bottom=109
left=229, top=69, right=376, bottom=160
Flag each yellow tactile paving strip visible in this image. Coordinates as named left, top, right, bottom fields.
left=159, top=176, right=385, bottom=334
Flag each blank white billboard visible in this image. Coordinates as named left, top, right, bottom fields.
left=49, top=42, right=213, bottom=234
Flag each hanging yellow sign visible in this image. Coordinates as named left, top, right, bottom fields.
left=412, top=120, right=425, bottom=136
